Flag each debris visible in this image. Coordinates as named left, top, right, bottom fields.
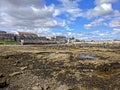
left=9, top=72, right=22, bottom=77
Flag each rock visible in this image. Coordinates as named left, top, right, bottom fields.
left=0, top=81, right=7, bottom=88
left=0, top=73, right=4, bottom=78
left=0, top=77, right=8, bottom=88
left=13, top=60, right=21, bottom=66
left=20, top=66, right=27, bottom=71
left=55, top=85, right=69, bottom=90
left=32, top=86, right=42, bottom=90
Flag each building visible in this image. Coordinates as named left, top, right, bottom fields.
left=17, top=32, right=38, bottom=37
left=55, top=36, right=67, bottom=44
left=0, top=31, right=68, bottom=44
left=17, top=31, right=38, bottom=38
left=16, top=31, right=38, bottom=41
left=0, top=31, right=6, bottom=40
left=47, top=36, right=67, bottom=44
left=0, top=31, right=7, bottom=34
left=16, top=31, right=55, bottom=44
left=0, top=31, right=15, bottom=41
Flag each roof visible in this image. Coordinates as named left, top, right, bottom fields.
left=17, top=31, right=38, bottom=36
left=0, top=31, right=7, bottom=34
left=55, top=36, right=66, bottom=38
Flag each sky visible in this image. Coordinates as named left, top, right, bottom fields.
left=0, top=0, right=120, bottom=40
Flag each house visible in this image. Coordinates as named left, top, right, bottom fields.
left=0, top=31, right=15, bottom=41
left=16, top=31, right=55, bottom=44
left=0, top=31, right=7, bottom=34
left=48, top=36, right=67, bottom=44
left=16, top=31, right=38, bottom=41
left=55, top=36, right=67, bottom=44
left=0, top=31, right=68, bottom=44
left=17, top=31, right=38, bottom=38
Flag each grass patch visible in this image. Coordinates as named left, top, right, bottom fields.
left=0, top=40, right=20, bottom=45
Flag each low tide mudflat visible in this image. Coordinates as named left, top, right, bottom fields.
left=0, top=44, right=120, bottom=90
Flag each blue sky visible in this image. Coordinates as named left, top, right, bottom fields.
left=0, top=0, right=120, bottom=40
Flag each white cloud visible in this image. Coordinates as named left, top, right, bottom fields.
left=95, top=0, right=117, bottom=5
left=113, top=28, right=120, bottom=34
left=114, top=10, right=120, bottom=17
left=0, top=0, right=61, bottom=28
left=100, top=3, right=112, bottom=11
left=85, top=0, right=117, bottom=18
left=109, top=17, right=120, bottom=28
left=57, top=0, right=82, bottom=20
left=0, top=0, right=83, bottom=34
left=86, top=3, right=113, bottom=18
left=17, top=27, right=51, bottom=36
left=84, top=18, right=104, bottom=29
left=71, top=31, right=111, bottom=40
left=65, top=26, right=74, bottom=31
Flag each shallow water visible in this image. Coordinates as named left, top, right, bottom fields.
left=79, top=54, right=96, bottom=59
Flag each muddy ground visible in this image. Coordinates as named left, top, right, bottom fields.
left=0, top=44, right=120, bottom=90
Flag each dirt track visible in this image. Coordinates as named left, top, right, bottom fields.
left=0, top=45, right=120, bottom=90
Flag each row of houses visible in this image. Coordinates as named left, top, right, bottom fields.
left=0, top=31, right=67, bottom=44
left=0, top=31, right=15, bottom=41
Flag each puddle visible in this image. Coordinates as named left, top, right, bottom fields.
left=79, top=54, right=96, bottom=59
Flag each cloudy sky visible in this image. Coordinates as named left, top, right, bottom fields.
left=0, top=0, right=120, bottom=40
